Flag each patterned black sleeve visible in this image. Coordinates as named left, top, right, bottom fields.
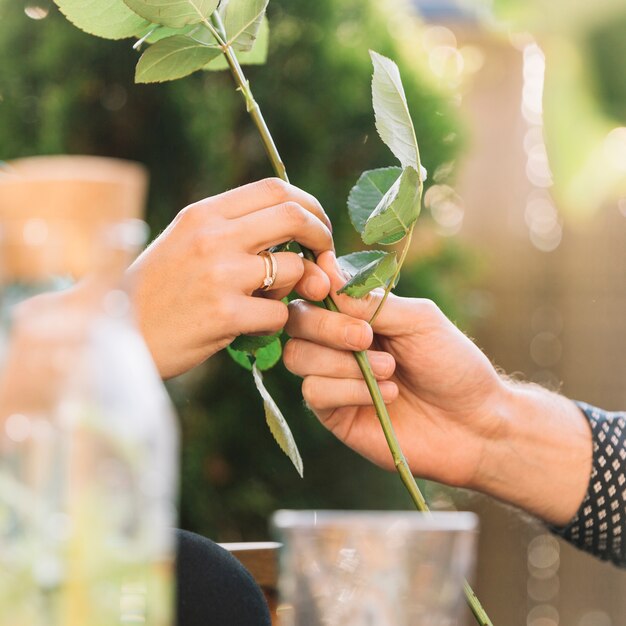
left=551, top=402, right=626, bottom=567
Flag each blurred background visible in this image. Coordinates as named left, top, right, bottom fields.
left=1, top=0, right=625, bottom=623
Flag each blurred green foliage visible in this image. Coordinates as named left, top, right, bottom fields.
left=587, top=14, right=626, bottom=125
left=0, top=0, right=472, bottom=540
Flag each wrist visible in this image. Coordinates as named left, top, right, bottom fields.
left=473, top=381, right=592, bottom=526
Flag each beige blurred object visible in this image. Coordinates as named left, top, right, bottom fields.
left=0, top=155, right=148, bottom=279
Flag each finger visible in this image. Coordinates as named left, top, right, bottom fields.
left=286, top=299, right=373, bottom=351
left=232, top=296, right=289, bottom=336
left=201, top=178, right=333, bottom=232
left=258, top=258, right=331, bottom=302
left=261, top=287, right=293, bottom=301
left=318, top=250, right=434, bottom=336
left=302, top=376, right=398, bottom=411
left=238, top=202, right=333, bottom=256
left=284, top=339, right=395, bottom=380
left=317, top=250, right=382, bottom=321
left=293, top=259, right=331, bottom=302
left=241, top=252, right=305, bottom=294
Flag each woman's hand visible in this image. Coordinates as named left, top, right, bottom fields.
left=284, top=251, right=592, bottom=525
left=129, top=178, right=333, bottom=379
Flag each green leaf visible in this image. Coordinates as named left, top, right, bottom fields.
left=135, top=23, right=199, bottom=44
left=337, top=252, right=398, bottom=298
left=123, top=0, right=219, bottom=28
left=52, top=0, right=150, bottom=40
left=135, top=35, right=221, bottom=83
left=218, top=0, right=268, bottom=51
left=227, top=337, right=282, bottom=372
left=227, top=345, right=254, bottom=370
left=252, top=365, right=303, bottom=477
left=251, top=338, right=282, bottom=371
left=205, top=16, right=269, bottom=70
left=362, top=166, right=421, bottom=245
left=230, top=331, right=280, bottom=353
left=370, top=50, right=421, bottom=174
left=348, top=167, right=402, bottom=235
left=336, top=250, right=387, bottom=277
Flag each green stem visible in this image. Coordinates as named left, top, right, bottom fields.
left=208, top=14, right=288, bottom=182
left=369, top=222, right=415, bottom=326
left=215, top=30, right=493, bottom=626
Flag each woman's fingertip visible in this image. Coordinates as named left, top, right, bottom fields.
left=302, top=276, right=328, bottom=300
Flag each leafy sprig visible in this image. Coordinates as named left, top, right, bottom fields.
left=337, top=51, right=426, bottom=325
left=49, top=3, right=493, bottom=623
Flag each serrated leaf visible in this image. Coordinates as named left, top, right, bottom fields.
left=348, top=167, right=402, bottom=235
left=337, top=252, right=398, bottom=298
left=362, top=166, right=421, bottom=245
left=227, top=345, right=254, bottom=370
left=227, top=337, right=282, bottom=372
left=123, top=0, right=219, bottom=28
left=231, top=331, right=280, bottom=353
left=136, top=35, right=220, bottom=83
left=218, top=0, right=268, bottom=51
left=205, top=16, right=269, bottom=70
left=52, top=0, right=150, bottom=40
left=135, top=23, right=199, bottom=44
left=370, top=50, right=422, bottom=175
left=252, top=365, right=303, bottom=477
left=337, top=250, right=387, bottom=277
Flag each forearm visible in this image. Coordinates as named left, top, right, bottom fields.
left=476, top=382, right=593, bottom=526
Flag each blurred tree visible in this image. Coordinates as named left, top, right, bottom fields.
left=587, top=14, right=626, bottom=125
left=0, top=0, right=472, bottom=540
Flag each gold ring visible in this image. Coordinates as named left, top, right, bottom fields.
left=257, top=250, right=278, bottom=291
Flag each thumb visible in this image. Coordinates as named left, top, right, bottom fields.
left=317, top=251, right=388, bottom=325
left=318, top=251, right=418, bottom=337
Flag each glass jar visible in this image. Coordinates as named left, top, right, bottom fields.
left=272, top=510, right=477, bottom=626
left=0, top=161, right=178, bottom=626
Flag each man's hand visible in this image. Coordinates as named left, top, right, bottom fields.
left=284, top=251, right=592, bottom=526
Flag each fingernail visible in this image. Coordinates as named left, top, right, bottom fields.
left=369, top=353, right=392, bottom=374
left=345, top=323, right=368, bottom=349
left=380, top=381, right=398, bottom=401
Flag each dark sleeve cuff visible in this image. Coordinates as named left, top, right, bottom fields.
left=550, top=402, right=626, bottom=567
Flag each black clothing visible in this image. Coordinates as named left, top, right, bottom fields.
left=176, top=529, right=272, bottom=626
left=553, top=402, right=626, bottom=567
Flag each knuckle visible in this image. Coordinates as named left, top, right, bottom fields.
left=348, top=379, right=364, bottom=403
left=261, top=177, right=289, bottom=200
left=207, top=260, right=231, bottom=286
left=213, top=296, right=236, bottom=324
left=421, top=298, right=441, bottom=320
left=174, top=204, right=199, bottom=227
left=193, top=221, right=232, bottom=260
left=280, top=201, right=307, bottom=227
